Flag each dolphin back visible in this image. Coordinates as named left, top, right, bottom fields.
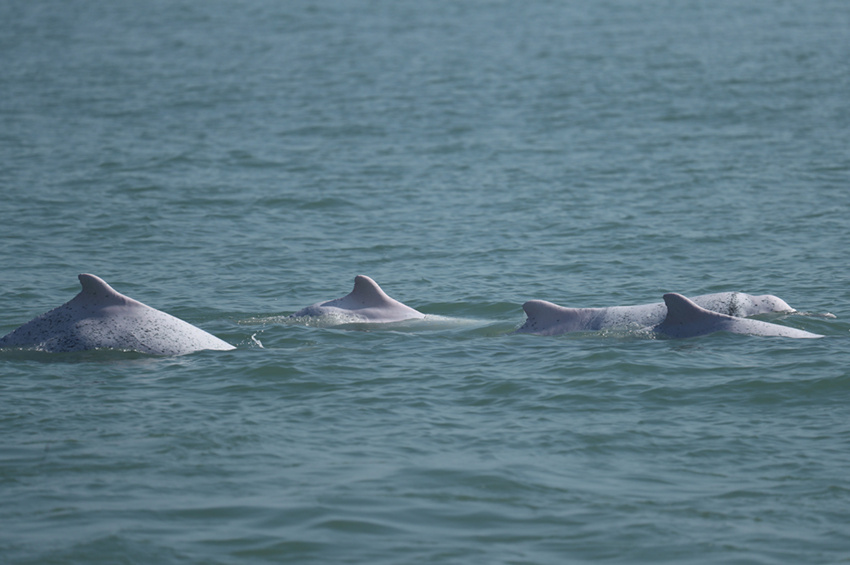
left=0, top=274, right=235, bottom=355
left=291, top=275, right=424, bottom=323
left=655, top=293, right=822, bottom=339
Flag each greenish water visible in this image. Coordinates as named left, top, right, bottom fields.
left=1, top=1, right=849, bottom=563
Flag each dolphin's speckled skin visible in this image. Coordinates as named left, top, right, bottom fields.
left=516, top=292, right=794, bottom=336
left=0, top=274, right=235, bottom=355
left=653, top=293, right=822, bottom=339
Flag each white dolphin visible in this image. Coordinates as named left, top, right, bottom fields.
left=290, top=275, right=425, bottom=324
left=516, top=292, right=794, bottom=336
left=653, top=293, right=822, bottom=339
left=0, top=274, right=236, bottom=355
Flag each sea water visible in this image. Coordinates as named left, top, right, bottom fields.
left=1, top=1, right=849, bottom=563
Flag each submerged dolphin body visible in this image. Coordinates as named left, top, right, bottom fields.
left=516, top=292, right=794, bottom=336
left=653, top=293, right=822, bottom=339
left=290, top=275, right=425, bottom=323
left=0, top=274, right=235, bottom=355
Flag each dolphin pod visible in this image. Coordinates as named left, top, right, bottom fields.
left=653, top=293, right=822, bottom=339
left=516, top=291, right=795, bottom=336
left=0, top=274, right=825, bottom=355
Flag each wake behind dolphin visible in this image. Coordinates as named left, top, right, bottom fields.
left=0, top=274, right=235, bottom=355
left=285, top=275, right=497, bottom=332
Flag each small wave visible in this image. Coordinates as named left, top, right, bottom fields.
left=239, top=312, right=498, bottom=333
left=0, top=347, right=156, bottom=363
left=794, top=311, right=837, bottom=319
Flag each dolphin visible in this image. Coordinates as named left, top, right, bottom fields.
left=653, top=293, right=822, bottom=339
left=516, top=292, right=795, bottom=336
left=290, top=275, right=425, bottom=323
left=0, top=274, right=236, bottom=355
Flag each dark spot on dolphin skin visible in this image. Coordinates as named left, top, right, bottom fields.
left=728, top=293, right=741, bottom=317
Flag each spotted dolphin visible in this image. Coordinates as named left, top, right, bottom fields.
left=516, top=292, right=794, bottom=336
left=653, top=293, right=822, bottom=339
left=0, top=274, right=235, bottom=355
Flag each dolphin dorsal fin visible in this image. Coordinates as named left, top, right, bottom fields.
left=77, top=274, right=131, bottom=305
left=522, top=300, right=563, bottom=322
left=348, top=275, right=392, bottom=307
left=518, top=300, right=562, bottom=333
left=517, top=300, right=587, bottom=334
left=662, top=293, right=713, bottom=324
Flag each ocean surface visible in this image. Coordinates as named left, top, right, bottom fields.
left=2, top=0, right=849, bottom=563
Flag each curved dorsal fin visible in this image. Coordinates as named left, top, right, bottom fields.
left=77, top=274, right=132, bottom=305
left=516, top=299, right=587, bottom=335
left=660, top=292, right=823, bottom=339
left=662, top=292, right=709, bottom=324
left=347, top=275, right=392, bottom=307
left=522, top=300, right=564, bottom=321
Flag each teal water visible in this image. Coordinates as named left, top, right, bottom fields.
left=2, top=0, right=849, bottom=563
